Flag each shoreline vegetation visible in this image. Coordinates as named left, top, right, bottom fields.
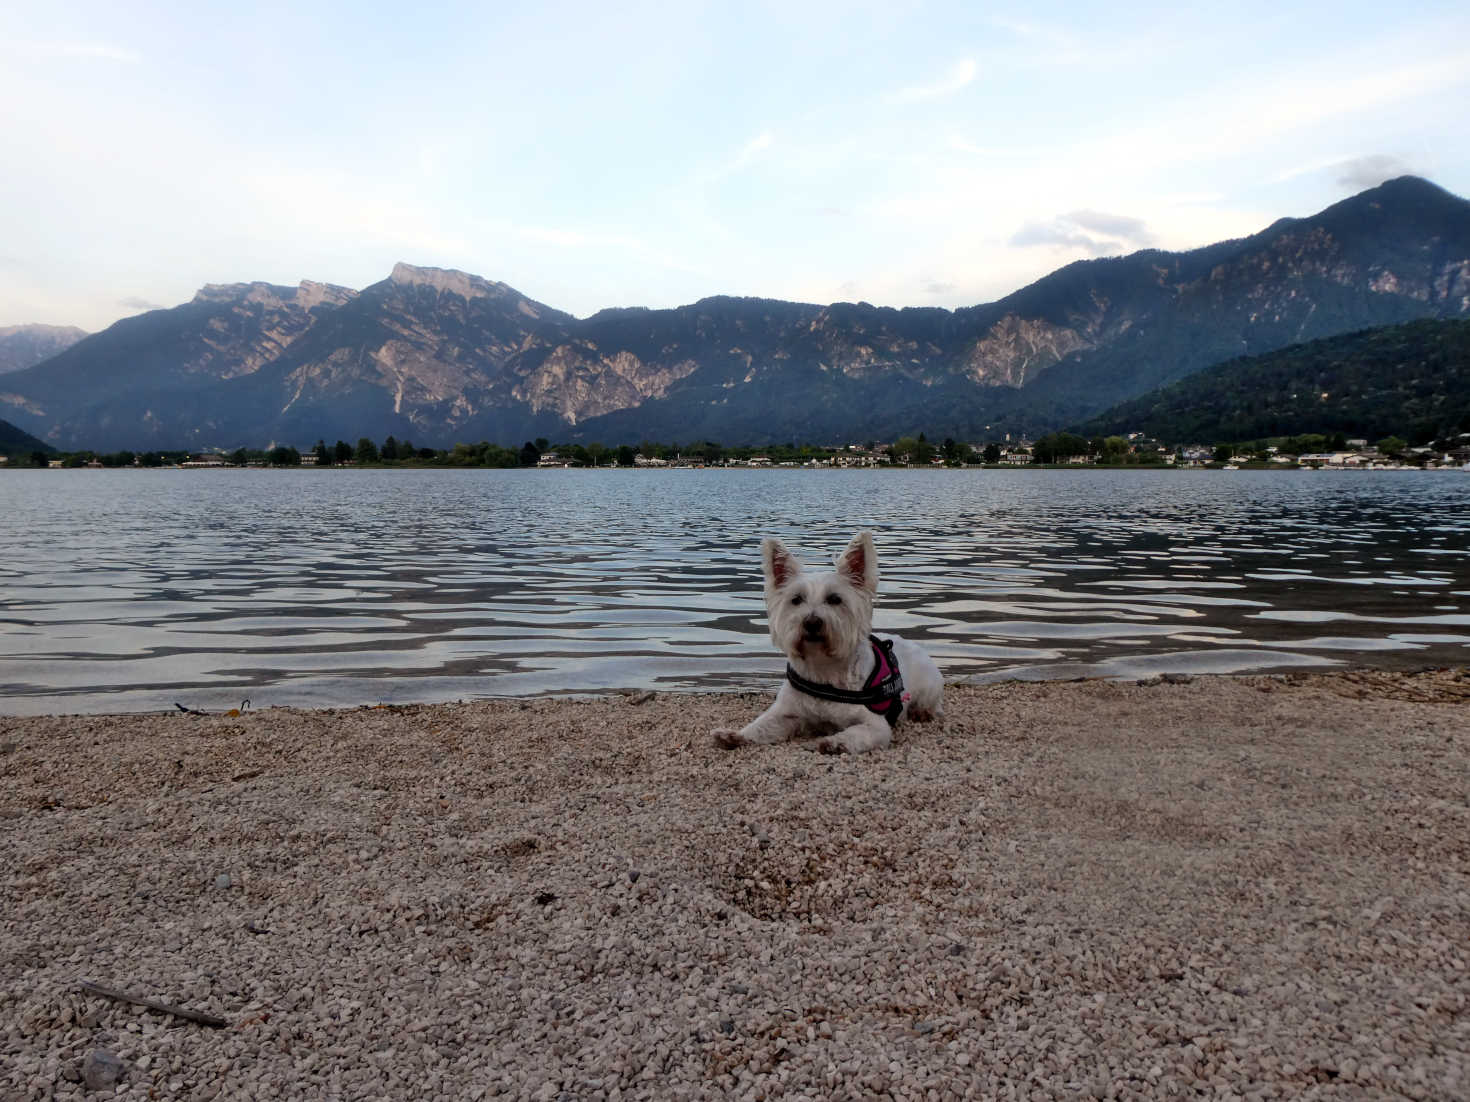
left=2, top=668, right=1466, bottom=1097
left=8, top=427, right=1470, bottom=472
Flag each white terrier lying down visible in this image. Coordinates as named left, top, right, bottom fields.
left=713, top=530, right=944, bottom=754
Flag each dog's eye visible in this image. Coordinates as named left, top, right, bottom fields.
left=790, top=594, right=804, bottom=606
left=825, top=593, right=843, bottom=605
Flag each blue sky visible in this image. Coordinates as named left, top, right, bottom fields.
left=3, top=0, right=1468, bottom=332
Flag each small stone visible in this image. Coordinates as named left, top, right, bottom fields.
left=627, top=870, right=640, bottom=884
left=215, top=873, right=232, bottom=890
left=83, top=1048, right=125, bottom=1091
left=1162, top=672, right=1193, bottom=684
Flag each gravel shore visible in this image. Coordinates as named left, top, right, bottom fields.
left=3, top=669, right=1467, bottom=1100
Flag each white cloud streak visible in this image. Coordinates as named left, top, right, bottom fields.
left=891, top=58, right=976, bottom=103
left=8, top=40, right=142, bottom=64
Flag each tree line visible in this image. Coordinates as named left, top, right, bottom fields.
left=22, top=432, right=999, bottom=469
left=18, top=424, right=1448, bottom=472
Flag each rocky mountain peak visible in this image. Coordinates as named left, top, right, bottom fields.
left=389, top=262, right=511, bottom=301
left=293, top=280, right=357, bottom=310
left=0, top=324, right=89, bottom=375
left=191, top=280, right=357, bottom=311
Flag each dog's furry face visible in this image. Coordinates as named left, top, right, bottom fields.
left=761, top=531, right=878, bottom=664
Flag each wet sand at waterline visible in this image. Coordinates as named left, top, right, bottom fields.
left=3, top=669, right=1467, bottom=1099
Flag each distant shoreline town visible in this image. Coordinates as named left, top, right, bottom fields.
left=8, top=429, right=1470, bottom=472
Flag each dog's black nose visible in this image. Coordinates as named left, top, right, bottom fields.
left=802, top=614, right=824, bottom=638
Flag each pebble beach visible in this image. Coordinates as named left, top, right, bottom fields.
left=2, top=669, right=1467, bottom=1100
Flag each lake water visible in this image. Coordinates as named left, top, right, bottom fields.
left=2, top=467, right=1467, bottom=715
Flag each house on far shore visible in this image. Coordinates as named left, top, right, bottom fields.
left=633, top=453, right=669, bottom=467
left=1298, top=451, right=1374, bottom=467
left=181, top=454, right=227, bottom=468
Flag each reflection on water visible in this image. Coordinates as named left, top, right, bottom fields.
left=1, top=467, right=1466, bottom=715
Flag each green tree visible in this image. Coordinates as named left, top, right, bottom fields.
left=355, top=437, right=380, bottom=464
left=1375, top=435, right=1407, bottom=457
left=267, top=445, right=301, bottom=466
left=230, top=447, right=249, bottom=466
left=1213, top=444, right=1233, bottom=463
left=1033, top=432, right=1089, bottom=464
left=519, top=440, right=541, bottom=466
left=616, top=444, right=636, bottom=467
left=313, top=440, right=330, bottom=466
left=982, top=442, right=1001, bottom=465
left=381, top=435, right=399, bottom=461
left=334, top=440, right=353, bottom=465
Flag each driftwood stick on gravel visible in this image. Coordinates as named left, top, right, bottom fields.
left=76, top=980, right=227, bottom=1028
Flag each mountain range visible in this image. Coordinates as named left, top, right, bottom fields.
left=0, top=324, right=87, bottom=376
left=2, top=176, right=1467, bottom=452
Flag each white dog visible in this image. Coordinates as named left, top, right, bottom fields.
left=713, top=530, right=943, bottom=754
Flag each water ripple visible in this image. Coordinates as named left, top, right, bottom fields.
left=1, top=467, right=1466, bottom=714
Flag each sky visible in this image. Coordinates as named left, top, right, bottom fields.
left=3, top=0, right=1469, bottom=333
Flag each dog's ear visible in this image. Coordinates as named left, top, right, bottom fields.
left=835, top=530, right=878, bottom=594
left=761, top=537, right=802, bottom=591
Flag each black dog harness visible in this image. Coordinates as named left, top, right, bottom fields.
left=785, top=635, right=907, bottom=727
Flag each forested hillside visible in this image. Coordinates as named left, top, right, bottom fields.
left=1081, top=319, right=1470, bottom=444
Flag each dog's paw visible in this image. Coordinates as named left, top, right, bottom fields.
left=813, top=736, right=847, bottom=755
left=711, top=728, right=745, bottom=749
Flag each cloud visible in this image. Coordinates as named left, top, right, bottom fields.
left=1009, top=209, right=1155, bottom=256
left=1066, top=209, right=1153, bottom=242
left=740, top=132, right=772, bottom=158
left=947, top=137, right=1034, bottom=158
left=729, top=132, right=773, bottom=172
left=10, top=41, right=142, bottom=64
left=705, top=131, right=774, bottom=181
left=892, top=58, right=976, bottom=104
left=921, top=279, right=956, bottom=295
left=117, top=296, right=164, bottom=312
left=1333, top=154, right=1418, bottom=190
left=1010, top=222, right=1102, bottom=253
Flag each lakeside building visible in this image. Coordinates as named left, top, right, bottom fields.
left=1298, top=452, right=1375, bottom=467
